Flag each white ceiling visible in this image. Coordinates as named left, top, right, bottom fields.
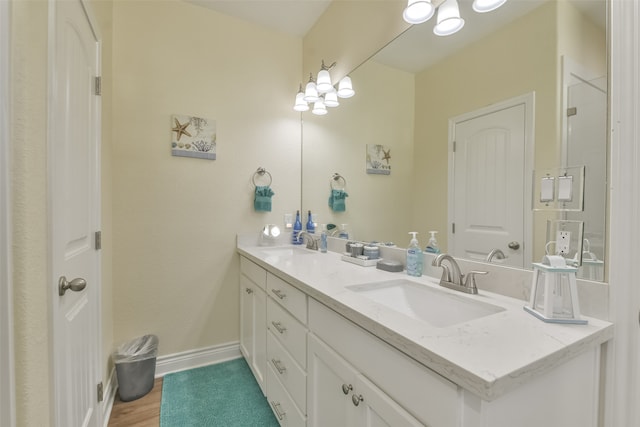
left=187, top=0, right=606, bottom=73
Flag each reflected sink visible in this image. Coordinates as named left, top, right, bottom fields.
left=346, top=279, right=505, bottom=328
left=260, top=246, right=315, bottom=257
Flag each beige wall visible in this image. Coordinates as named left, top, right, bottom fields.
left=111, top=0, right=302, bottom=356
left=302, top=60, right=415, bottom=246
left=11, top=0, right=52, bottom=424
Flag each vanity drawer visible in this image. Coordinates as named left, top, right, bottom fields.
left=267, top=330, right=307, bottom=413
left=267, top=297, right=307, bottom=369
left=267, top=273, right=307, bottom=324
left=267, top=363, right=306, bottom=427
left=241, top=257, right=267, bottom=290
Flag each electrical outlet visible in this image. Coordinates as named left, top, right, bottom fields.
left=283, top=214, right=293, bottom=230
left=556, top=230, right=571, bottom=255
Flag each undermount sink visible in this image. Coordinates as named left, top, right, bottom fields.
left=346, top=279, right=505, bottom=328
left=260, top=246, right=315, bottom=257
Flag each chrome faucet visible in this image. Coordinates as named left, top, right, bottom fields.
left=297, top=232, right=319, bottom=250
left=431, top=253, right=487, bottom=295
left=486, top=248, right=506, bottom=263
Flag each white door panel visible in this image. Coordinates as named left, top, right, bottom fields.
left=451, top=100, right=530, bottom=267
left=51, top=1, right=100, bottom=426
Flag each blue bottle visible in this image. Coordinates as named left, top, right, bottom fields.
left=306, top=210, right=315, bottom=233
left=292, top=210, right=303, bottom=245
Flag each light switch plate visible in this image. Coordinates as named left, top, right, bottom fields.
left=283, top=213, right=293, bottom=230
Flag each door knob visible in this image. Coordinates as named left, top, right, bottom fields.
left=58, top=276, right=87, bottom=296
left=507, top=241, right=520, bottom=250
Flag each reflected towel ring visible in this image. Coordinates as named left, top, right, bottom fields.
left=252, top=167, right=272, bottom=187
left=331, top=173, right=347, bottom=190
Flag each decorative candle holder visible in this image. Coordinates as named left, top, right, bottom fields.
left=524, top=255, right=587, bottom=325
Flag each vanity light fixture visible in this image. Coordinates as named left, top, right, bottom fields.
left=472, top=0, right=507, bottom=13
left=293, top=61, right=355, bottom=114
left=402, top=0, right=435, bottom=24
left=403, top=0, right=507, bottom=36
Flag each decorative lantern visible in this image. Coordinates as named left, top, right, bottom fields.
left=524, top=255, right=587, bottom=324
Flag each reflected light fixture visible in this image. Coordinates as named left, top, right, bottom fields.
left=473, top=0, right=507, bottom=13
left=303, top=73, right=319, bottom=103
left=312, top=99, right=328, bottom=115
left=293, top=85, right=310, bottom=112
left=337, top=76, right=355, bottom=98
left=402, top=0, right=434, bottom=24
left=293, top=61, right=355, bottom=115
left=434, top=0, right=465, bottom=36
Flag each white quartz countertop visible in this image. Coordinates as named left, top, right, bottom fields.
left=237, top=242, right=613, bottom=401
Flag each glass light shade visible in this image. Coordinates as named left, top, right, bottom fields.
left=434, top=0, right=465, bottom=36
left=337, top=76, right=355, bottom=98
left=293, top=92, right=309, bottom=112
left=402, top=0, right=434, bottom=24
left=303, top=81, right=319, bottom=103
left=316, top=69, right=333, bottom=93
left=312, top=99, right=328, bottom=115
left=324, top=90, right=340, bottom=107
left=472, top=0, right=507, bottom=13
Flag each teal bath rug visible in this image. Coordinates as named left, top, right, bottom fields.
left=160, top=358, right=279, bottom=426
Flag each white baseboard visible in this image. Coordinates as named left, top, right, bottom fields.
left=102, top=368, right=117, bottom=427
left=155, top=341, right=241, bottom=377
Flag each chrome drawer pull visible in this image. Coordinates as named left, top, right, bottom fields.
left=352, top=394, right=364, bottom=406
left=341, top=383, right=353, bottom=395
left=272, top=358, right=287, bottom=374
left=270, top=401, right=286, bottom=420
left=272, top=289, right=286, bottom=299
left=271, top=321, right=287, bottom=334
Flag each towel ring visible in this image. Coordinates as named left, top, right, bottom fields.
left=252, top=167, right=272, bottom=187
left=330, top=173, right=346, bottom=190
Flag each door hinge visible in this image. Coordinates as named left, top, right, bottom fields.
left=95, top=231, right=102, bottom=250
left=452, top=140, right=457, bottom=152
left=97, top=382, right=104, bottom=402
left=452, top=223, right=456, bottom=234
left=94, top=76, right=102, bottom=96
left=567, top=107, right=577, bottom=117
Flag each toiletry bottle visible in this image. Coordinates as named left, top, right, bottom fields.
left=406, top=232, right=423, bottom=277
left=338, top=224, right=349, bottom=239
left=425, top=231, right=440, bottom=254
left=320, top=224, right=327, bottom=253
left=292, top=210, right=302, bottom=245
left=306, top=210, right=315, bottom=233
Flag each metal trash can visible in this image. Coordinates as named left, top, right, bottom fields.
left=113, top=334, right=159, bottom=402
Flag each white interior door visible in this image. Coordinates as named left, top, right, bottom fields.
left=449, top=95, right=533, bottom=267
left=50, top=1, right=101, bottom=426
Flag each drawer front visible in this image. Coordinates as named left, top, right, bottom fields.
left=241, top=256, right=267, bottom=290
left=267, top=273, right=307, bottom=324
left=267, top=364, right=306, bottom=427
left=267, top=331, right=307, bottom=413
left=267, top=297, right=307, bottom=369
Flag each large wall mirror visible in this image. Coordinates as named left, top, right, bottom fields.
left=301, top=0, right=607, bottom=281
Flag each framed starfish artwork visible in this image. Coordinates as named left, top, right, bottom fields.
left=366, top=144, right=391, bottom=175
left=171, top=114, right=216, bottom=160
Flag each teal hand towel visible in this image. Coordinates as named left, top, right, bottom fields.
left=329, top=189, right=348, bottom=212
left=254, top=186, right=275, bottom=212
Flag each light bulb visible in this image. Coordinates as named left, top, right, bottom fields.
left=303, top=80, right=319, bottom=103
left=337, top=76, right=355, bottom=98
left=312, top=99, right=328, bottom=115
left=324, top=90, right=339, bottom=107
left=293, top=92, right=309, bottom=112
left=472, top=0, right=507, bottom=13
left=316, top=69, right=333, bottom=93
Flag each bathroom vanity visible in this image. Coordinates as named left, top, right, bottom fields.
left=237, top=240, right=613, bottom=427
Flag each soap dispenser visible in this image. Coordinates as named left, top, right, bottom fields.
left=425, top=231, right=440, bottom=254
left=292, top=210, right=302, bottom=244
left=406, top=232, right=423, bottom=277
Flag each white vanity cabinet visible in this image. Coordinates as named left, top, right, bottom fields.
left=239, top=257, right=267, bottom=394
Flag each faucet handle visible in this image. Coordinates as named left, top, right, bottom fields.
left=463, top=270, right=488, bottom=291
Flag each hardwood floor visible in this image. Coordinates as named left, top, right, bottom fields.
left=108, top=377, right=163, bottom=427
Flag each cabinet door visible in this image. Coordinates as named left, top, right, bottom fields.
left=240, top=275, right=267, bottom=394
left=307, top=333, right=357, bottom=427
left=354, top=374, right=424, bottom=427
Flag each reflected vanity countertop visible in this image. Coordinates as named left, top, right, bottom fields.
left=237, top=241, right=613, bottom=402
